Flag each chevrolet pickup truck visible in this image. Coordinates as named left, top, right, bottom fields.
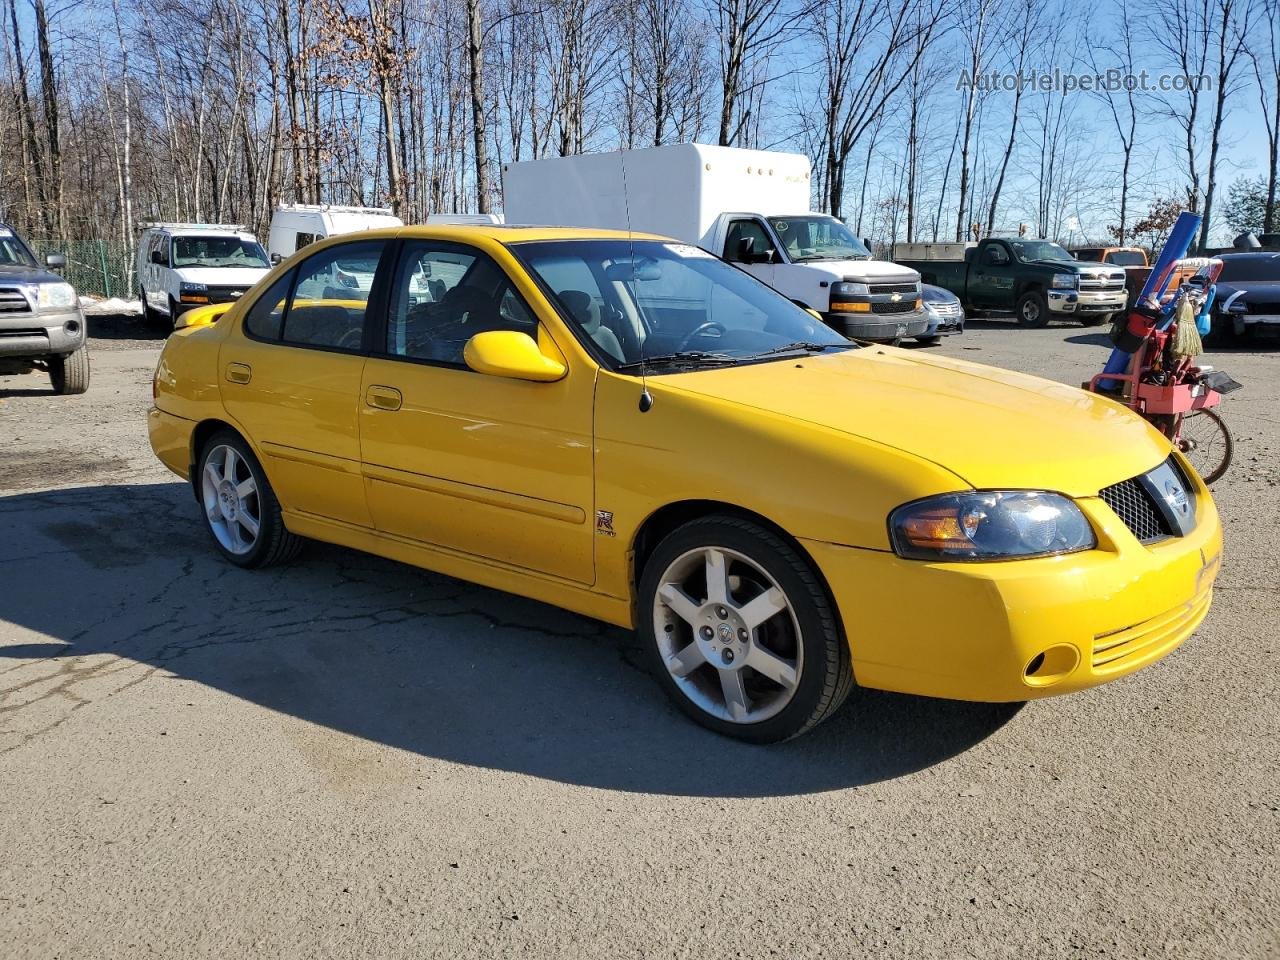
left=894, top=237, right=1128, bottom=328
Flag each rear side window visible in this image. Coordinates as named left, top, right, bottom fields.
left=282, top=240, right=386, bottom=350
left=244, top=272, right=293, bottom=340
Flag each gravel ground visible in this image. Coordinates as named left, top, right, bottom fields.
left=1, top=316, right=1277, bottom=959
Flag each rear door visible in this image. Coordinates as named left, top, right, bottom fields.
left=219, top=238, right=391, bottom=526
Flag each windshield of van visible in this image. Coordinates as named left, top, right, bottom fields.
left=172, top=236, right=269, bottom=269
left=514, top=238, right=850, bottom=370
left=0, top=228, right=38, bottom=268
left=768, top=216, right=871, bottom=262
left=1217, top=256, right=1280, bottom=282
left=1007, top=239, right=1074, bottom=263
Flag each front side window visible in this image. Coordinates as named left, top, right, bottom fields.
left=724, top=219, right=772, bottom=262
left=385, top=241, right=536, bottom=366
left=515, top=239, right=847, bottom=369
left=984, top=245, right=1010, bottom=266
left=767, top=216, right=870, bottom=262
left=281, top=240, right=386, bottom=350
left=171, top=235, right=270, bottom=269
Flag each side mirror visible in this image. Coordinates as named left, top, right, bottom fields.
left=735, top=236, right=756, bottom=263
left=150, top=250, right=166, bottom=265
left=270, top=252, right=282, bottom=265
left=463, top=330, right=566, bottom=382
left=45, top=252, right=67, bottom=270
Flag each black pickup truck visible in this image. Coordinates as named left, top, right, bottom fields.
left=893, top=237, right=1128, bottom=328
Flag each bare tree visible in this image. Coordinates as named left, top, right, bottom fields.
left=708, top=0, right=801, bottom=146
left=1249, top=0, right=1280, bottom=230
left=954, top=0, right=1003, bottom=240
left=1090, top=0, right=1142, bottom=243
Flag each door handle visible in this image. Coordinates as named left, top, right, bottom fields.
left=225, top=362, right=252, bottom=384
left=365, top=385, right=403, bottom=411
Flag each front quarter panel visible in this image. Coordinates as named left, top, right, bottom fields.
left=592, top=370, right=969, bottom=600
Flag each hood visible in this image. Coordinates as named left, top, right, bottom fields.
left=657, top=347, right=1170, bottom=497
left=792, top=259, right=920, bottom=284
left=0, top=263, right=66, bottom=286
left=921, top=282, right=959, bottom=304
left=1218, top=280, right=1280, bottom=309
left=171, top=265, right=271, bottom=287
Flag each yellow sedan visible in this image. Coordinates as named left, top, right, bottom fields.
left=149, top=225, right=1222, bottom=742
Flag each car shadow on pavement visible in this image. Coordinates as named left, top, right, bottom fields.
left=0, top=482, right=1022, bottom=798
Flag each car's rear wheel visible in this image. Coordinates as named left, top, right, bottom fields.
left=638, top=515, right=853, bottom=743
left=49, top=344, right=90, bottom=395
left=1016, top=291, right=1050, bottom=328
left=197, top=432, right=302, bottom=568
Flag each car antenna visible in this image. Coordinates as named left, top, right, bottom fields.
left=618, top=147, right=652, bottom=412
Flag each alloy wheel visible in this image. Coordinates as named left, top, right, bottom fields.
left=201, top=444, right=262, bottom=555
left=652, top=546, right=802, bottom=724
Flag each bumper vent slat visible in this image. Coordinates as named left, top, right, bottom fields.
left=1091, top=591, right=1211, bottom=674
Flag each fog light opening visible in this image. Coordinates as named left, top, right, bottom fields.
left=1023, top=643, right=1081, bottom=688
left=64, top=319, right=80, bottom=334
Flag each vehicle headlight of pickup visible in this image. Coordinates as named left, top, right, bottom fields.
left=180, top=282, right=210, bottom=304
left=35, top=281, right=77, bottom=311
left=1051, top=273, right=1078, bottom=289
left=889, top=491, right=1095, bottom=561
left=831, top=281, right=869, bottom=296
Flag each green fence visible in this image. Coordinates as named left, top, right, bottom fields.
left=25, top=238, right=137, bottom=300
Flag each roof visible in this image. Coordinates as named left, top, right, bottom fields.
left=142, top=223, right=253, bottom=236
left=296, top=224, right=674, bottom=245
left=1218, top=251, right=1280, bottom=260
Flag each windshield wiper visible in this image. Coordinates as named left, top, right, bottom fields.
left=615, top=351, right=738, bottom=372
left=745, top=341, right=852, bottom=358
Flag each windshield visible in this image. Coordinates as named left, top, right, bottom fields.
left=1218, top=257, right=1280, bottom=283
left=513, top=239, right=850, bottom=369
left=172, top=235, right=269, bottom=269
left=1007, top=239, right=1074, bottom=263
left=0, top=228, right=38, bottom=268
left=1105, top=250, right=1146, bottom=267
left=768, top=216, right=870, bottom=262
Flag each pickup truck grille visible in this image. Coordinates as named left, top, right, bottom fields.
left=1079, top=272, right=1126, bottom=291
left=869, top=283, right=917, bottom=295
left=871, top=300, right=918, bottom=315
left=0, top=287, right=32, bottom=314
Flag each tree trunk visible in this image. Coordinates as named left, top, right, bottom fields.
left=467, top=0, right=492, bottom=213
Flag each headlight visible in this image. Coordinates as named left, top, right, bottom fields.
left=889, top=491, right=1095, bottom=561
left=832, top=281, right=869, bottom=296
left=180, top=281, right=209, bottom=304
left=36, top=282, right=77, bottom=310
left=1051, top=273, right=1078, bottom=289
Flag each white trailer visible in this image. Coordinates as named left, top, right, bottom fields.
left=501, top=143, right=926, bottom=341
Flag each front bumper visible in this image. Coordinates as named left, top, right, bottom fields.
left=1048, top=289, right=1127, bottom=316
left=829, top=309, right=930, bottom=341
left=0, top=308, right=87, bottom=357
left=803, top=471, right=1222, bottom=703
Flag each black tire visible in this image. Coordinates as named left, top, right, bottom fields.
left=139, top=284, right=162, bottom=328
left=1202, top=312, right=1241, bottom=348
left=49, top=343, right=90, bottom=395
left=1079, top=312, right=1110, bottom=327
left=915, top=335, right=942, bottom=346
left=638, top=515, right=854, bottom=743
left=197, top=430, right=303, bottom=568
left=168, top=298, right=181, bottom=330
left=1178, top=408, right=1233, bottom=485
left=1015, top=291, right=1050, bottom=328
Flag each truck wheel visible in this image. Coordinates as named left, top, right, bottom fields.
left=49, top=343, right=90, bottom=395
left=1079, top=312, right=1110, bottom=328
left=1015, top=291, right=1050, bottom=328
left=168, top=297, right=181, bottom=330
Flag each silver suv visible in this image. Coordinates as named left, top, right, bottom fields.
left=0, top=224, right=89, bottom=394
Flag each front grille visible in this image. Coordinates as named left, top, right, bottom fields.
left=928, top=301, right=964, bottom=319
left=1091, top=591, right=1211, bottom=675
left=1080, top=273, right=1126, bottom=291
left=0, top=327, right=44, bottom=338
left=0, top=287, right=31, bottom=314
left=1099, top=476, right=1173, bottom=542
left=206, top=286, right=250, bottom=304
left=869, top=283, right=917, bottom=295
left=871, top=300, right=918, bottom=315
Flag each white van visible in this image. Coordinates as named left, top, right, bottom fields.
left=266, top=205, right=403, bottom=263
left=502, top=143, right=927, bottom=341
left=136, top=224, right=271, bottom=327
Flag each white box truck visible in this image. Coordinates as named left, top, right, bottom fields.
left=501, top=143, right=927, bottom=341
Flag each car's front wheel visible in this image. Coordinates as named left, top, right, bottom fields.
left=49, top=344, right=90, bottom=394
left=639, top=515, right=853, bottom=743
left=197, top=432, right=302, bottom=568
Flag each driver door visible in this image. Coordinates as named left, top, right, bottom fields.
left=970, top=242, right=1017, bottom=309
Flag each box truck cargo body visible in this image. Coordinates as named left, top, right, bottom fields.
left=501, top=143, right=927, bottom=341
